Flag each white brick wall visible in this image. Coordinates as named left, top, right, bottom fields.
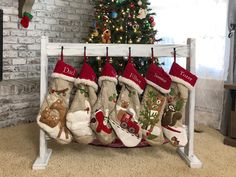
left=1, top=0, right=94, bottom=80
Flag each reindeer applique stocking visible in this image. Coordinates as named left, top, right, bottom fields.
left=139, top=63, right=172, bottom=145
left=161, top=61, right=198, bottom=147
left=66, top=60, right=98, bottom=144
left=37, top=57, right=77, bottom=144
left=90, top=57, right=118, bottom=145
left=109, top=56, right=146, bottom=147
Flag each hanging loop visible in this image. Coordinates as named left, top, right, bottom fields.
left=151, top=47, right=154, bottom=64
left=106, top=47, right=109, bottom=63
left=173, top=48, right=176, bottom=63
left=84, top=46, right=87, bottom=63
left=61, top=46, right=64, bottom=61
left=128, top=47, right=131, bottom=63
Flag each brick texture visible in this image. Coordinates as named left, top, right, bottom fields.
left=0, top=0, right=94, bottom=127
left=1, top=0, right=94, bottom=80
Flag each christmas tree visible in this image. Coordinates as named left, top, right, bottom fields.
left=85, top=0, right=158, bottom=75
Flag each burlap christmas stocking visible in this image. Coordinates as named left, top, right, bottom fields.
left=37, top=58, right=77, bottom=144
left=139, top=63, right=172, bottom=145
left=109, top=59, right=146, bottom=147
left=161, top=62, right=198, bottom=147
left=66, top=62, right=98, bottom=144
left=90, top=60, right=118, bottom=145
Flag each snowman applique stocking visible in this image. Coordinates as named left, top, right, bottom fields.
left=66, top=60, right=98, bottom=144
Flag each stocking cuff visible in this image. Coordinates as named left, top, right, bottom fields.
left=51, top=60, right=77, bottom=82
left=75, top=78, right=98, bottom=91
left=119, top=76, right=143, bottom=94
left=119, top=62, right=146, bottom=94
left=145, top=64, right=172, bottom=94
left=99, top=62, right=117, bottom=86
left=51, top=73, right=76, bottom=82
left=98, top=76, right=117, bottom=86
left=76, top=63, right=98, bottom=91
left=169, top=62, right=198, bottom=90
left=146, top=79, right=170, bottom=94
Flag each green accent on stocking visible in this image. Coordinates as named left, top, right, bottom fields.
left=23, top=12, right=33, bottom=19
left=147, top=134, right=158, bottom=140
left=78, top=86, right=89, bottom=97
left=175, top=99, right=184, bottom=111
left=109, top=93, right=117, bottom=102
left=139, top=90, right=163, bottom=130
left=169, top=87, right=175, bottom=96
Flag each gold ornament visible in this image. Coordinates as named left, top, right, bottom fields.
left=91, top=29, right=99, bottom=37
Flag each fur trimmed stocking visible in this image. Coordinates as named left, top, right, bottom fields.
left=90, top=54, right=118, bottom=144
left=66, top=60, right=98, bottom=144
left=37, top=57, right=77, bottom=144
left=161, top=61, right=198, bottom=147
left=139, top=63, right=172, bottom=145
left=109, top=54, right=146, bottom=147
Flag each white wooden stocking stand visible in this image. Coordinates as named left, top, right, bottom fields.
left=32, top=36, right=203, bottom=170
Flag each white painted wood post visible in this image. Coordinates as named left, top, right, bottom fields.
left=185, top=38, right=196, bottom=156
left=32, top=36, right=52, bottom=170
left=177, top=38, right=202, bottom=168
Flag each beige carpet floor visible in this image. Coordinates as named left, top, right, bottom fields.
left=0, top=123, right=236, bottom=177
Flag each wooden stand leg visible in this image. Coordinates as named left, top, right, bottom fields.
left=32, top=130, right=52, bottom=170
left=177, top=39, right=203, bottom=168
left=32, top=36, right=52, bottom=170
left=177, top=91, right=202, bottom=168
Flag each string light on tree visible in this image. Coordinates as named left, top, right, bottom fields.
left=85, top=0, right=158, bottom=75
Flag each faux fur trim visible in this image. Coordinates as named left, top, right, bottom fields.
left=75, top=78, right=98, bottom=91
left=170, top=75, right=194, bottom=91
left=51, top=73, right=75, bottom=82
left=98, top=76, right=118, bottom=86
left=146, top=79, right=170, bottom=94
left=118, top=76, right=143, bottom=94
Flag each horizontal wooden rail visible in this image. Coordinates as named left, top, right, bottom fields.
left=46, top=43, right=189, bottom=58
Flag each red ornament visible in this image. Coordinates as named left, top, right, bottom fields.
left=103, top=15, right=109, bottom=21
left=130, top=2, right=135, bottom=9
left=151, top=21, right=156, bottom=27
left=149, top=16, right=154, bottom=23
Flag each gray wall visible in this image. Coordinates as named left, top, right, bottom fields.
left=0, top=0, right=93, bottom=127
left=1, top=0, right=93, bottom=80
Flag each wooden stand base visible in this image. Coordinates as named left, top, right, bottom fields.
left=224, top=137, right=236, bottom=147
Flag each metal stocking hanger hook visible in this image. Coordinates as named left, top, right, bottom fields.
left=106, top=47, right=110, bottom=63
left=151, top=47, right=159, bottom=64
left=151, top=47, right=154, bottom=63
left=60, top=46, right=64, bottom=61
left=128, top=47, right=132, bottom=63
left=84, top=46, right=87, bottom=63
